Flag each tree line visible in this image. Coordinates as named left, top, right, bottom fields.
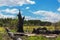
left=0, top=18, right=53, bottom=27
left=0, top=18, right=18, bottom=27
left=24, top=20, right=52, bottom=26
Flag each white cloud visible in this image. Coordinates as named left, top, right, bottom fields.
left=26, top=0, right=35, bottom=4
left=25, top=16, right=40, bottom=20
left=0, top=8, right=23, bottom=18
left=57, top=7, right=60, bottom=12
left=26, top=7, right=30, bottom=9
left=58, top=0, right=60, bottom=3
left=4, top=15, right=16, bottom=18
left=0, top=14, right=16, bottom=18
left=33, top=10, right=60, bottom=23
left=0, top=0, right=35, bottom=6
left=0, top=8, right=18, bottom=18
left=1, top=8, right=19, bottom=14
left=0, top=14, right=4, bottom=18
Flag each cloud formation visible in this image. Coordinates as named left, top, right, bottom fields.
left=33, top=10, right=60, bottom=22
left=0, top=13, right=16, bottom=18
left=58, top=0, right=60, bottom=2
left=26, top=7, right=30, bottom=9
left=1, top=8, right=19, bottom=14
left=0, top=8, right=19, bottom=18
left=57, top=7, right=60, bottom=12
left=0, top=0, right=35, bottom=6
left=25, top=16, right=39, bottom=20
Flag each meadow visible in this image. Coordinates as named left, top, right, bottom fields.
left=0, top=26, right=60, bottom=40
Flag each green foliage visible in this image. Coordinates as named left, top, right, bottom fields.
left=24, top=20, right=52, bottom=26
left=0, top=18, right=18, bottom=28
left=0, top=33, right=3, bottom=40
left=56, top=21, right=60, bottom=26
left=0, top=18, right=52, bottom=28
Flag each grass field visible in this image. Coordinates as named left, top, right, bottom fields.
left=0, top=26, right=60, bottom=40
left=0, top=26, right=55, bottom=32
left=24, top=26, right=55, bottom=33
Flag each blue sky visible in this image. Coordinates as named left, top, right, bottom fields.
left=0, top=0, right=60, bottom=23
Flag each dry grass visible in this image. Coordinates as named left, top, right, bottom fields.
left=0, top=26, right=60, bottom=40
left=23, top=26, right=55, bottom=33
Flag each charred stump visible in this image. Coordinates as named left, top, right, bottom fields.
left=17, top=10, right=25, bottom=33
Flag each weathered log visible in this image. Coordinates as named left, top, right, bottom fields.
left=5, top=27, right=22, bottom=40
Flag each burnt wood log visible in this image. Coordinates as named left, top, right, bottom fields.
left=5, top=27, right=22, bottom=40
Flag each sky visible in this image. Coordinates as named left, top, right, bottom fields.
left=0, top=0, right=60, bottom=23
